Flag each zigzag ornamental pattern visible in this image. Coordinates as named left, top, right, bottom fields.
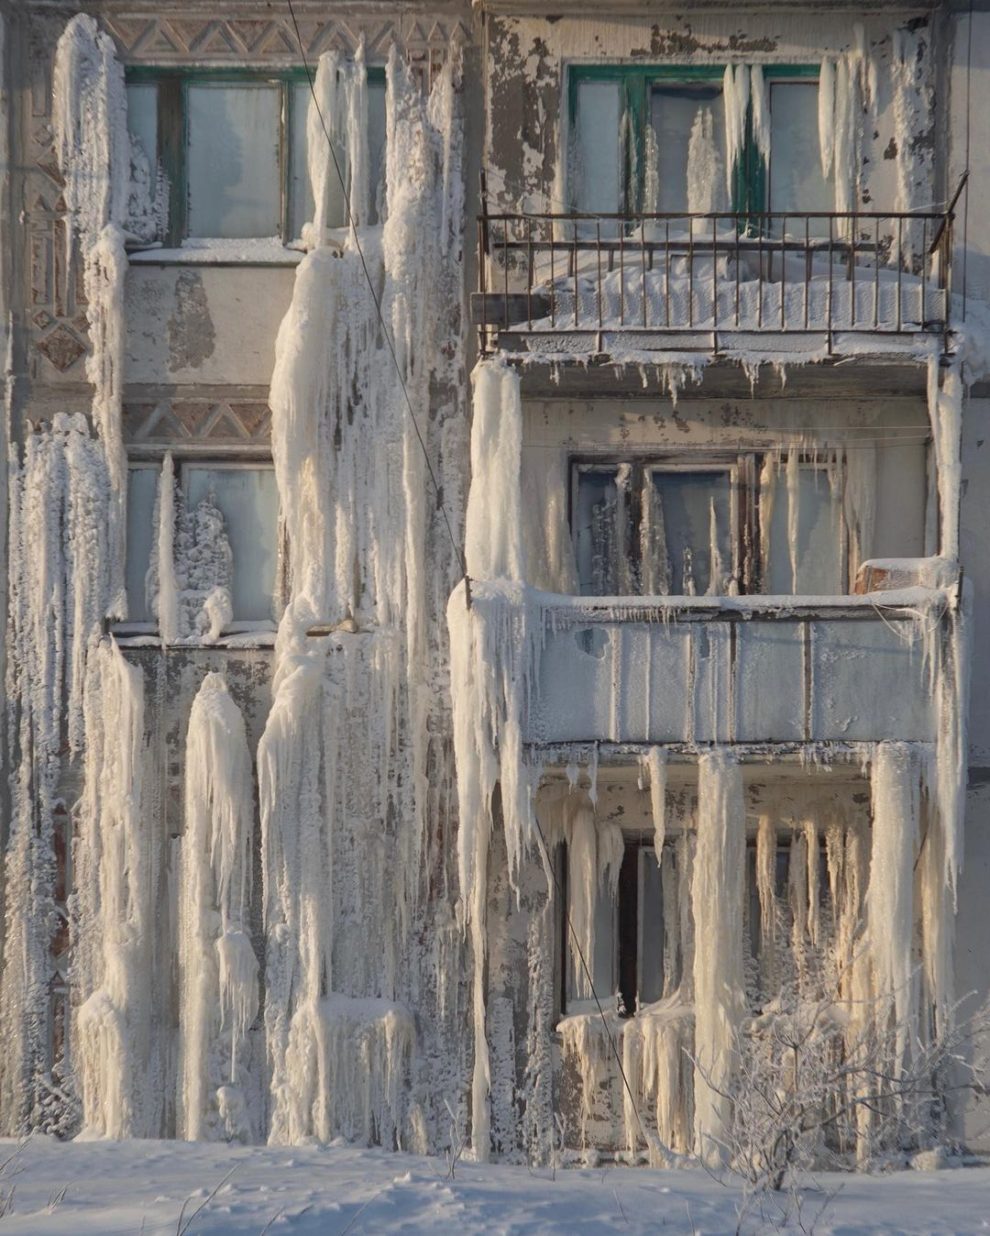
left=123, top=400, right=273, bottom=448
left=102, top=13, right=471, bottom=67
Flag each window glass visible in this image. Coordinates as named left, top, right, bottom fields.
left=289, top=81, right=315, bottom=240
left=183, top=466, right=279, bottom=621
left=649, top=84, right=727, bottom=214
left=637, top=848, right=666, bottom=1006
left=769, top=82, right=832, bottom=216
left=646, top=470, right=733, bottom=596
left=186, top=84, right=281, bottom=238
left=573, top=80, right=622, bottom=214
left=574, top=465, right=734, bottom=597
left=125, top=465, right=159, bottom=621
left=765, top=463, right=845, bottom=594
left=574, top=466, right=623, bottom=595
left=367, top=79, right=387, bottom=224
left=126, top=83, right=158, bottom=165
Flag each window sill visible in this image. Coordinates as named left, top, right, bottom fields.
left=127, top=237, right=306, bottom=267
left=110, top=620, right=277, bottom=649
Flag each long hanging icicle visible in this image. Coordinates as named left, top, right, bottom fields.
left=260, top=44, right=466, bottom=1152
left=179, top=673, right=258, bottom=1142
left=692, top=750, right=745, bottom=1163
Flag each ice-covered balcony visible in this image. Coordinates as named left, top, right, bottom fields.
left=473, top=205, right=958, bottom=360
left=466, top=559, right=958, bottom=754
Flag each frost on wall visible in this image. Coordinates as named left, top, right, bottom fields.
left=259, top=45, right=468, bottom=1150
left=51, top=14, right=130, bottom=617
left=0, top=416, right=113, bottom=1132
left=0, top=15, right=168, bottom=1135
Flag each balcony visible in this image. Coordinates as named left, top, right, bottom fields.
left=473, top=579, right=954, bottom=751
left=473, top=205, right=958, bottom=360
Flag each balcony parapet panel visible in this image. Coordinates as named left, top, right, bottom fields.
left=462, top=574, right=957, bottom=750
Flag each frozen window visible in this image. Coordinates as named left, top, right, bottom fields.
left=126, top=461, right=279, bottom=629
left=573, top=80, right=623, bottom=214
left=126, top=83, right=158, bottom=166
left=649, top=84, right=727, bottom=214
left=764, top=461, right=846, bottom=594
left=573, top=462, right=736, bottom=597
left=289, top=77, right=389, bottom=237
left=125, top=465, right=159, bottom=621
left=769, top=81, right=833, bottom=217
left=183, top=465, right=279, bottom=621
left=187, top=84, right=281, bottom=239
left=129, top=67, right=386, bottom=245
left=564, top=837, right=683, bottom=1016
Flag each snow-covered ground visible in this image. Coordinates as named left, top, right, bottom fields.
left=0, top=1139, right=987, bottom=1235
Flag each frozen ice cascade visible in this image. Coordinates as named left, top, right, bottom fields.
left=258, top=44, right=468, bottom=1150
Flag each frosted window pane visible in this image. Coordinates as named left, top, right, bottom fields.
left=769, top=82, right=832, bottom=215
left=765, top=464, right=844, bottom=594
left=575, top=468, right=621, bottom=595
left=638, top=849, right=665, bottom=1007
left=574, top=81, right=622, bottom=214
left=126, top=466, right=158, bottom=622
left=650, top=85, right=726, bottom=214
left=126, top=84, right=157, bottom=165
left=649, top=470, right=732, bottom=596
left=183, top=467, right=278, bottom=620
left=289, top=82, right=314, bottom=240
left=368, top=80, right=387, bottom=224
left=187, top=85, right=281, bottom=238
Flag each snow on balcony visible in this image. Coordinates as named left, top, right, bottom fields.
left=475, top=209, right=957, bottom=358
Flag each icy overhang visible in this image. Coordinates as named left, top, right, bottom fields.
left=469, top=580, right=953, bottom=748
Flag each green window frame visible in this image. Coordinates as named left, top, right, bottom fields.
left=125, top=65, right=387, bottom=247
left=566, top=63, right=820, bottom=219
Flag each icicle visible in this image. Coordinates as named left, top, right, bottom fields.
left=179, top=673, right=258, bottom=1142
left=868, top=743, right=921, bottom=1079
left=756, top=813, right=777, bottom=979
left=818, top=59, right=836, bottom=179
left=706, top=497, right=724, bottom=596
left=645, top=748, right=667, bottom=861
left=749, top=66, right=770, bottom=162
left=692, top=750, right=745, bottom=1163
left=640, top=481, right=671, bottom=596
left=155, top=454, right=179, bottom=645
left=73, top=639, right=152, bottom=1139
left=686, top=108, right=722, bottom=215
left=465, top=359, right=524, bottom=581
left=786, top=449, right=800, bottom=593
left=722, top=66, right=750, bottom=202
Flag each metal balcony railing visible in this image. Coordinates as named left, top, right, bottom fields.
left=475, top=191, right=961, bottom=356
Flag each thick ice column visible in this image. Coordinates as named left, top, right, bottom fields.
left=691, top=749, right=745, bottom=1163
left=179, top=673, right=258, bottom=1142
left=73, top=640, right=152, bottom=1139
left=868, top=742, right=921, bottom=1079
left=52, top=15, right=131, bottom=616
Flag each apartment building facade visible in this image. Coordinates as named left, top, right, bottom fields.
left=0, top=0, right=988, bottom=1168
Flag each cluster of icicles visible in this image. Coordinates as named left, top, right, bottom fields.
left=0, top=9, right=978, bottom=1172
left=0, top=13, right=467, bottom=1150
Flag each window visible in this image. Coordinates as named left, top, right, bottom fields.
left=568, top=65, right=833, bottom=219
left=562, top=829, right=835, bottom=1017
left=125, top=67, right=386, bottom=244
left=570, top=453, right=849, bottom=598
left=571, top=457, right=745, bottom=597
left=126, top=461, right=280, bottom=633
